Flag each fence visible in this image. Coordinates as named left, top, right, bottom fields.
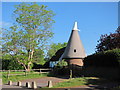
left=0, top=68, right=52, bottom=78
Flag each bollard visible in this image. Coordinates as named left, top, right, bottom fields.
left=65, top=89, right=71, bottom=90
left=26, top=82, right=31, bottom=88
left=17, top=81, right=21, bottom=86
left=48, top=80, right=52, bottom=88
left=8, top=81, right=12, bottom=85
left=31, top=81, right=37, bottom=89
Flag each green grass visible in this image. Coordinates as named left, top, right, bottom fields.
left=1, top=71, right=25, bottom=74
left=2, top=73, right=49, bottom=84
left=52, top=77, right=108, bottom=88
left=52, top=77, right=91, bottom=88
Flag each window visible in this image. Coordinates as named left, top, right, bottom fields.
left=74, top=49, right=76, bottom=53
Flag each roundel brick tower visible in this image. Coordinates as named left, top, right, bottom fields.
left=61, top=22, right=86, bottom=67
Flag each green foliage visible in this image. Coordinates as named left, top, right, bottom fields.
left=55, top=60, right=68, bottom=68
left=2, top=2, right=55, bottom=70
left=7, top=60, right=24, bottom=70
left=13, top=3, right=55, bottom=49
left=51, top=61, right=69, bottom=76
left=2, top=55, right=24, bottom=70
left=33, top=49, right=45, bottom=65
left=84, top=49, right=120, bottom=67
left=47, top=42, right=67, bottom=59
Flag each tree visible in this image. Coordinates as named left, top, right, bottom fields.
left=96, top=26, right=120, bottom=52
left=46, top=42, right=67, bottom=60
left=2, top=3, right=55, bottom=71
left=2, top=54, right=24, bottom=70
left=33, top=49, right=45, bottom=65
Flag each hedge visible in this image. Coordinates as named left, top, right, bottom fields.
left=84, top=49, right=120, bottom=67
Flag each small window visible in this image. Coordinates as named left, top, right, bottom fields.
left=74, top=49, right=76, bottom=53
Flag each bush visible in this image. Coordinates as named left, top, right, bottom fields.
left=51, top=66, right=69, bottom=76
left=84, top=49, right=120, bottom=67
left=55, top=60, right=68, bottom=68
left=2, top=54, right=24, bottom=70
left=2, top=59, right=24, bottom=70
left=51, top=60, right=69, bottom=76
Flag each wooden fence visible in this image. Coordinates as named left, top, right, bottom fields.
left=0, top=68, right=52, bottom=72
left=0, top=68, right=53, bottom=78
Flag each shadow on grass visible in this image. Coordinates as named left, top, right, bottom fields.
left=47, top=72, right=120, bottom=89
left=85, top=77, right=120, bottom=89
left=47, top=72, right=70, bottom=79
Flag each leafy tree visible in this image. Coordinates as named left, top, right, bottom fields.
left=33, top=49, right=45, bottom=65
left=2, top=54, right=24, bottom=70
left=96, top=26, right=120, bottom=52
left=2, top=3, right=55, bottom=71
left=47, top=42, right=67, bottom=60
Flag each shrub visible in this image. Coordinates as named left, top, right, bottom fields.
left=84, top=49, right=120, bottom=67
left=55, top=60, right=68, bottom=68
left=51, top=60, right=69, bottom=76
left=2, top=59, right=24, bottom=70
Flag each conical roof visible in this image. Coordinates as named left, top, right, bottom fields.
left=62, top=22, right=86, bottom=59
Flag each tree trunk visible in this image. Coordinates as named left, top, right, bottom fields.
left=17, top=58, right=27, bottom=71
left=30, top=48, right=34, bottom=59
left=26, top=48, right=34, bottom=71
left=27, top=62, right=32, bottom=72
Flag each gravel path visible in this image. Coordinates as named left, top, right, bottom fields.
left=2, top=77, right=69, bottom=89
left=2, top=77, right=92, bottom=90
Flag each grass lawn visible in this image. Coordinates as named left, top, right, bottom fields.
left=2, top=73, right=49, bottom=84
left=52, top=77, right=110, bottom=88
left=1, top=71, right=25, bottom=74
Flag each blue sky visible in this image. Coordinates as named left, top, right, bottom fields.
left=2, top=2, right=118, bottom=55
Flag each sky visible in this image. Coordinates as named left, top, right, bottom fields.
left=1, top=2, right=118, bottom=55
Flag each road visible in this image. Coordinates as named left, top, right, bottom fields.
left=1, top=77, right=91, bottom=90
left=1, top=77, right=119, bottom=90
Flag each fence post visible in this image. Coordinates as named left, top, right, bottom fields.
left=39, top=69, right=41, bottom=75
left=70, top=69, right=72, bottom=79
left=7, top=70, right=10, bottom=79
left=25, top=70, right=27, bottom=76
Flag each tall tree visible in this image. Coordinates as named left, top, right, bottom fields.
left=47, top=42, right=67, bottom=60
left=33, top=49, right=45, bottom=65
left=96, top=26, right=120, bottom=52
left=2, top=3, right=55, bottom=71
